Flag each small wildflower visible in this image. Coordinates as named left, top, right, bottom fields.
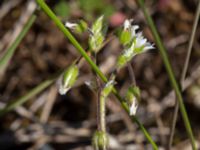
left=133, top=32, right=154, bottom=52
left=58, top=65, right=79, bottom=95
left=119, top=19, right=139, bottom=46
left=117, top=19, right=154, bottom=69
left=125, top=85, right=140, bottom=116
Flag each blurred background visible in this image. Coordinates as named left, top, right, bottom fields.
left=0, top=0, right=200, bottom=149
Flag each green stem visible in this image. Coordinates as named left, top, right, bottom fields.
left=137, top=0, right=196, bottom=149
left=168, top=1, right=200, bottom=149
left=0, top=14, right=36, bottom=74
left=36, top=0, right=158, bottom=149
left=99, top=96, right=106, bottom=132
left=0, top=76, right=55, bottom=116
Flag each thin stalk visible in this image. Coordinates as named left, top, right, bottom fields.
left=97, top=78, right=101, bottom=131
left=168, top=1, right=200, bottom=149
left=99, top=95, right=106, bottom=132
left=36, top=0, right=158, bottom=149
left=137, top=0, right=196, bottom=149
left=0, top=14, right=36, bottom=74
left=0, top=76, right=55, bottom=116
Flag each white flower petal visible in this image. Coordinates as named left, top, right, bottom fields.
left=65, top=22, right=77, bottom=29
left=143, top=44, right=154, bottom=51
left=129, top=97, right=138, bottom=116
left=131, top=25, right=139, bottom=36
left=124, top=19, right=131, bottom=30
left=59, top=87, right=70, bottom=95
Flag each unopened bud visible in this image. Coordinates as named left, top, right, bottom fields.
left=125, top=85, right=140, bottom=116
left=89, top=16, right=107, bottom=53
left=58, top=65, right=79, bottom=95
left=92, top=131, right=109, bottom=150
left=65, top=20, right=88, bottom=34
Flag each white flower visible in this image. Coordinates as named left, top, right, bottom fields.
left=117, top=19, right=154, bottom=69
left=135, top=32, right=154, bottom=51
left=129, top=96, right=138, bottom=116
left=122, top=19, right=154, bottom=53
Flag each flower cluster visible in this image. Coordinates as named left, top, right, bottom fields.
left=64, top=18, right=154, bottom=114
left=65, top=16, right=107, bottom=53
left=117, top=19, right=154, bottom=69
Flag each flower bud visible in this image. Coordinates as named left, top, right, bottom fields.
left=65, top=20, right=88, bottom=34
left=58, top=65, right=79, bottom=95
left=125, top=85, right=140, bottom=116
left=119, top=29, right=132, bottom=46
left=92, top=131, right=109, bottom=150
left=89, top=16, right=107, bottom=53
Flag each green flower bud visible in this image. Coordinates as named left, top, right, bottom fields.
left=89, top=16, right=107, bottom=53
left=125, top=85, right=140, bottom=116
left=119, top=30, right=132, bottom=46
left=92, top=131, right=109, bottom=150
left=65, top=20, right=88, bottom=34
left=75, top=20, right=88, bottom=33
left=58, top=65, right=79, bottom=95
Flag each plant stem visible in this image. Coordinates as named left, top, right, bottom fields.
left=0, top=14, right=36, bottom=75
left=99, top=96, right=106, bottom=132
left=168, top=1, right=200, bottom=149
left=137, top=0, right=196, bottom=149
left=0, top=75, right=55, bottom=116
left=36, top=0, right=158, bottom=149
